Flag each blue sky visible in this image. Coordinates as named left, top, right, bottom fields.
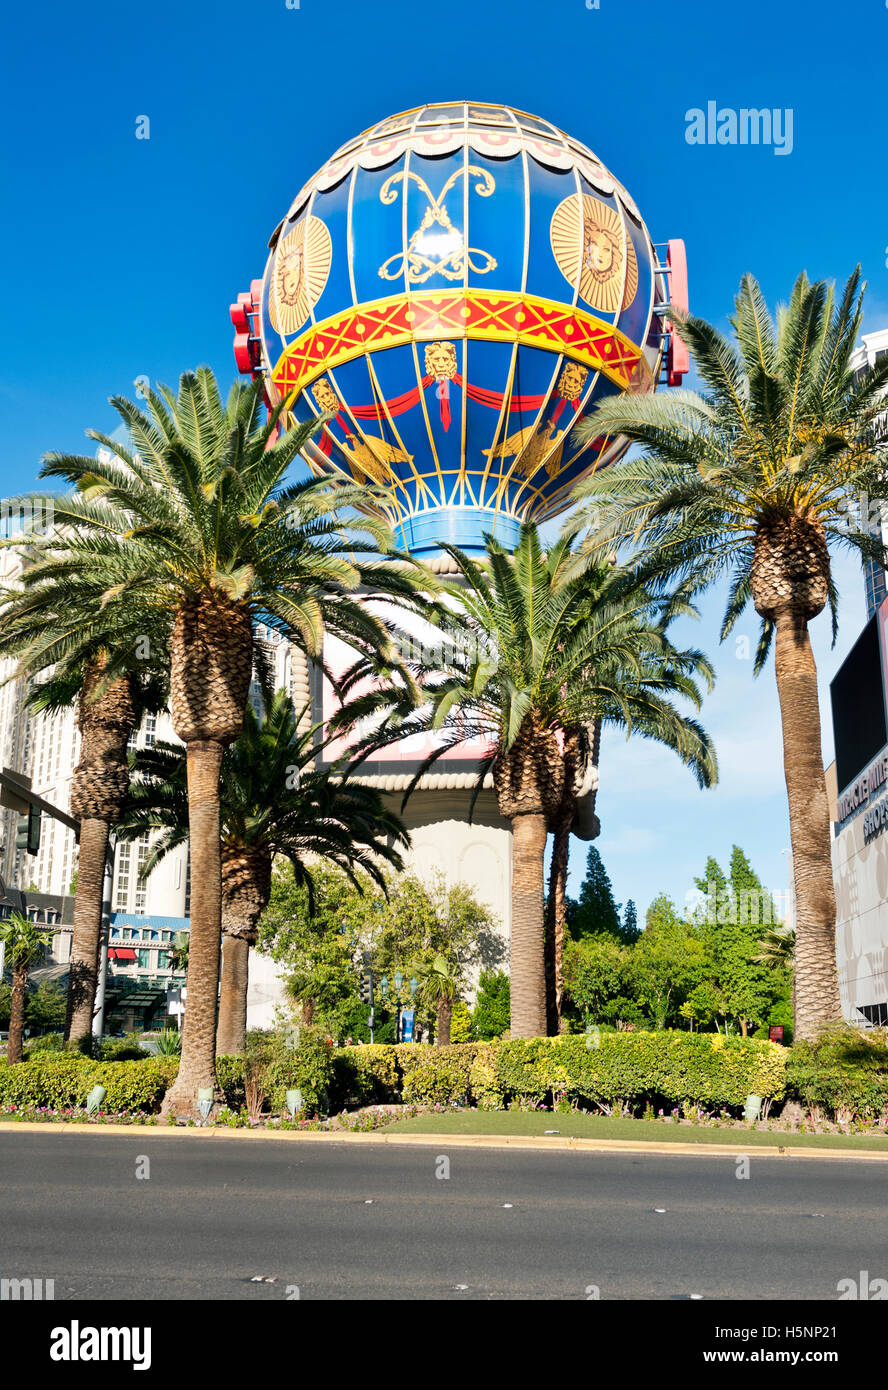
left=1, top=0, right=885, bottom=919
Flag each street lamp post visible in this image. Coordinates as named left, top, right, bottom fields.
left=92, top=837, right=117, bottom=1039
left=380, top=972, right=419, bottom=1043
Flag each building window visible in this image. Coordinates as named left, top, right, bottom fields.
left=133, top=834, right=150, bottom=914
left=115, top=842, right=132, bottom=911
left=137, top=950, right=151, bottom=970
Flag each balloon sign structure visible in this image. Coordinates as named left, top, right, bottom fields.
left=233, top=102, right=687, bottom=555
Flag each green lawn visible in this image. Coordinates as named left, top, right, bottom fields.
left=385, top=1110, right=888, bottom=1152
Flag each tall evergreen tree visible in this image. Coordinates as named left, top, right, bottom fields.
left=622, top=899, right=639, bottom=942
left=693, top=848, right=775, bottom=1035
left=694, top=856, right=729, bottom=927
left=728, top=845, right=778, bottom=928
left=567, top=846, right=622, bottom=941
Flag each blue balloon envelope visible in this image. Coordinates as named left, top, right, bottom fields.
left=237, top=102, right=674, bottom=556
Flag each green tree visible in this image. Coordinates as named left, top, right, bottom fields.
left=572, top=270, right=888, bottom=1039
left=0, top=915, right=50, bottom=1063
left=258, top=866, right=375, bottom=1039
left=471, top=970, right=511, bottom=1041
left=728, top=845, right=779, bottom=929
left=692, top=849, right=781, bottom=1035
left=31, top=368, right=422, bottom=1115
left=26, top=981, right=67, bottom=1032
left=622, top=899, right=639, bottom=943
left=562, top=933, right=631, bottom=1027
left=628, top=895, right=707, bottom=1029
left=566, top=846, right=622, bottom=941
left=260, top=866, right=503, bottom=1043
left=694, top=856, right=729, bottom=926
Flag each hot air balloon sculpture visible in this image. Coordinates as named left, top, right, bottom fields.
left=232, top=102, right=688, bottom=556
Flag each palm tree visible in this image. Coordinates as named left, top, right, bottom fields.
left=166, top=932, right=189, bottom=975
left=570, top=270, right=888, bottom=1040
left=752, top=926, right=796, bottom=969
left=339, top=524, right=716, bottom=1038
left=414, top=953, right=460, bottom=1044
left=0, top=562, right=170, bottom=1045
left=118, top=690, right=408, bottom=1055
left=544, top=721, right=597, bottom=1032
left=30, top=368, right=422, bottom=1115
left=0, top=914, right=50, bottom=1063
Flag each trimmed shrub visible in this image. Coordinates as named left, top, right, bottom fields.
left=331, top=1045, right=400, bottom=1108
left=0, top=1031, right=795, bottom=1119
left=266, top=1030, right=335, bottom=1114
left=215, top=1054, right=246, bottom=1111
left=23, top=1033, right=65, bottom=1056
left=469, top=1044, right=503, bottom=1110
left=490, top=1034, right=786, bottom=1109
left=0, top=1055, right=178, bottom=1112
left=786, top=1029, right=888, bottom=1121
left=449, top=1001, right=475, bottom=1044
left=217, top=1031, right=336, bottom=1117
left=395, top=1044, right=481, bottom=1105
left=333, top=1034, right=788, bottom=1111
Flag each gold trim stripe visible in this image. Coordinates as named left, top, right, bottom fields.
left=271, top=289, right=652, bottom=406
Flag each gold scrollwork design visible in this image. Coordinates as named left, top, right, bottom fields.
left=378, top=167, right=497, bottom=284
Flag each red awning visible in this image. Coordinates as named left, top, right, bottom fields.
left=109, top=948, right=137, bottom=962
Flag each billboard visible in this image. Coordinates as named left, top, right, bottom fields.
left=831, top=611, right=888, bottom=799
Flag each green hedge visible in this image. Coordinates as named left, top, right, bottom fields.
left=395, top=1044, right=481, bottom=1105
left=331, top=1045, right=400, bottom=1108
left=0, top=1055, right=179, bottom=1112
left=490, top=1034, right=787, bottom=1110
left=16, top=1030, right=884, bottom=1119
left=331, top=1033, right=788, bottom=1111
left=217, top=1033, right=336, bottom=1115
left=786, top=1030, right=888, bottom=1121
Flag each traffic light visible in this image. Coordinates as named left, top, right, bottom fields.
left=359, top=971, right=373, bottom=1005
left=14, top=806, right=41, bottom=856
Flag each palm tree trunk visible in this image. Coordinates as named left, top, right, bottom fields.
left=436, top=996, right=452, bottom=1045
left=510, top=811, right=549, bottom=1038
left=216, top=933, right=250, bottom=1056
left=161, top=741, right=225, bottom=1118
left=215, top=846, right=272, bottom=1056
left=66, top=817, right=110, bottom=1045
left=545, top=814, right=572, bottom=1035
left=8, top=967, right=27, bottom=1064
left=773, top=612, right=842, bottom=1040
left=66, top=662, right=135, bottom=1045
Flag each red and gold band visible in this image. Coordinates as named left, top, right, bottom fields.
left=271, top=289, right=653, bottom=407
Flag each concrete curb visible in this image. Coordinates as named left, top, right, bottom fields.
left=2, top=1120, right=888, bottom=1161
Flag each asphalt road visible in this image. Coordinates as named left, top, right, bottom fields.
left=0, top=1131, right=886, bottom=1300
